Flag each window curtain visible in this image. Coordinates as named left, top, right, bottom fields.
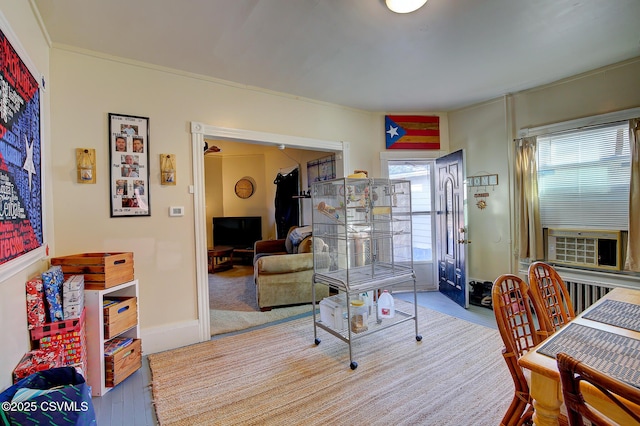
left=515, top=137, right=543, bottom=261
left=626, top=119, right=640, bottom=272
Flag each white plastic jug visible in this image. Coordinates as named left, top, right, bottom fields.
left=377, top=290, right=395, bottom=318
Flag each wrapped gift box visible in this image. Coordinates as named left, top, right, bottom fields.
left=25, top=277, right=46, bottom=330
left=31, top=308, right=87, bottom=371
left=62, top=275, right=85, bottom=320
left=42, top=265, right=65, bottom=322
left=12, top=347, right=64, bottom=383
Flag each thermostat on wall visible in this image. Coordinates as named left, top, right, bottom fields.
left=169, top=206, right=184, bottom=217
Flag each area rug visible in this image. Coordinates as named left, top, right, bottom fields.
left=209, top=265, right=314, bottom=336
left=209, top=265, right=258, bottom=312
left=210, top=305, right=313, bottom=335
left=149, top=300, right=512, bottom=425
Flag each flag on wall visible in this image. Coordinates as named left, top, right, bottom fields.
left=385, top=115, right=440, bottom=150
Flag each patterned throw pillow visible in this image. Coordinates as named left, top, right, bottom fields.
left=286, top=226, right=312, bottom=254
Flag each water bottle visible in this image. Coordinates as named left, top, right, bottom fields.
left=377, top=290, right=395, bottom=318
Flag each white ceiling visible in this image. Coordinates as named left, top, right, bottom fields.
left=33, top=0, right=640, bottom=112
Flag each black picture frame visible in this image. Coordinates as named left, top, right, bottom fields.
left=108, top=113, right=151, bottom=217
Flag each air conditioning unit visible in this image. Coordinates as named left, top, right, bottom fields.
left=546, top=228, right=624, bottom=271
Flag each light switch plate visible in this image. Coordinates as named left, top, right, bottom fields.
left=169, top=206, right=184, bottom=217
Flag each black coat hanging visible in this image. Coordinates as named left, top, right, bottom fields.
left=274, top=168, right=299, bottom=239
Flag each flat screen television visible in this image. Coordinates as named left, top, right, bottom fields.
left=213, top=216, right=262, bottom=250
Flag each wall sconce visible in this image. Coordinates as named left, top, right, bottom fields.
left=160, top=154, right=176, bottom=185
left=76, top=148, right=96, bottom=184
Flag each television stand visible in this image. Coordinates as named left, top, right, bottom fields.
left=233, top=248, right=254, bottom=265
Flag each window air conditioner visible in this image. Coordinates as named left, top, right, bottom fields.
left=546, top=228, right=624, bottom=271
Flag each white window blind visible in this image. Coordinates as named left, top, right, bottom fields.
left=537, top=122, right=630, bottom=230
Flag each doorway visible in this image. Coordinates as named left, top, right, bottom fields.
left=386, top=159, right=437, bottom=291
left=190, top=122, right=348, bottom=341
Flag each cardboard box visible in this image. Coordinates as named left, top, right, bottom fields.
left=103, top=297, right=137, bottom=339
left=50, top=252, right=134, bottom=289
left=105, top=338, right=141, bottom=387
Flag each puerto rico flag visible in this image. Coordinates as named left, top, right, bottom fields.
left=385, top=115, right=440, bottom=150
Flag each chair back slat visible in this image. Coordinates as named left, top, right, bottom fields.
left=528, top=262, right=575, bottom=333
left=557, top=352, right=640, bottom=426
left=492, top=274, right=551, bottom=426
left=493, top=274, right=547, bottom=358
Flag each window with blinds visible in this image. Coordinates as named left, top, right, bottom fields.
left=537, top=122, right=631, bottom=230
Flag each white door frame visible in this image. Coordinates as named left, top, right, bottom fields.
left=380, top=150, right=445, bottom=290
left=190, top=122, right=350, bottom=341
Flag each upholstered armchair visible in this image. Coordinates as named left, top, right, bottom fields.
left=253, top=226, right=330, bottom=310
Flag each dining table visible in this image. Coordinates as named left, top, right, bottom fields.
left=519, top=286, right=640, bottom=426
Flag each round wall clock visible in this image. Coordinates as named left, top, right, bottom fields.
left=234, top=178, right=255, bottom=199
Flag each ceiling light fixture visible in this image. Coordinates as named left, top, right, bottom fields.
left=385, top=0, right=428, bottom=14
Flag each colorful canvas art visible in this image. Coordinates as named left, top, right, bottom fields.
left=0, top=27, right=43, bottom=267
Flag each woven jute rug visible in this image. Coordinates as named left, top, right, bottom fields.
left=149, top=300, right=512, bottom=425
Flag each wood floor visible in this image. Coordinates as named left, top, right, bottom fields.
left=93, top=291, right=496, bottom=425
left=91, top=356, right=156, bottom=425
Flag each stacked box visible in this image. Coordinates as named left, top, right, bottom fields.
left=105, top=339, right=142, bottom=387
left=103, top=297, right=137, bottom=339
left=25, top=277, right=46, bottom=329
left=42, top=265, right=65, bottom=322
left=31, top=308, right=87, bottom=375
left=62, top=275, right=85, bottom=319
left=50, top=252, right=134, bottom=289
left=12, top=347, right=64, bottom=383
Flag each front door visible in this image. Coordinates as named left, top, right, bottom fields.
left=435, top=150, right=468, bottom=308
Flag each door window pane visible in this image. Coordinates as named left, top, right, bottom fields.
left=388, top=161, right=433, bottom=262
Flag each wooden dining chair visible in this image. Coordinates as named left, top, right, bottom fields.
left=557, top=352, right=640, bottom=426
left=492, top=274, right=550, bottom=426
left=528, top=261, right=575, bottom=334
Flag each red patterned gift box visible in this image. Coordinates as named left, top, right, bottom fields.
left=31, top=308, right=87, bottom=374
left=12, top=346, right=64, bottom=383
left=25, top=277, right=47, bottom=330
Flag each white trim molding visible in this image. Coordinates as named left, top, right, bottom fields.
left=190, top=122, right=349, bottom=343
left=519, top=107, right=640, bottom=138
left=141, top=320, right=201, bottom=355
